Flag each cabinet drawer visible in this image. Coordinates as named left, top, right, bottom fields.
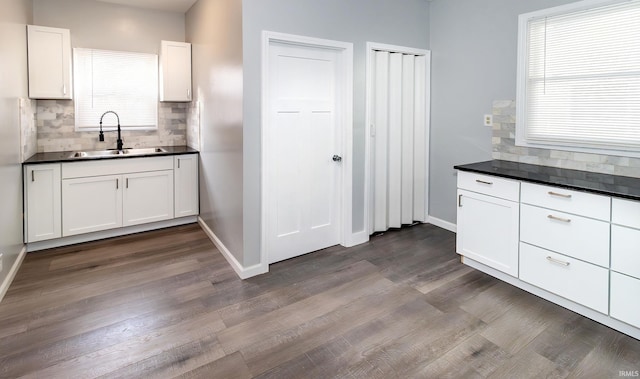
left=62, top=156, right=174, bottom=179
left=520, top=204, right=609, bottom=267
left=610, top=272, right=640, bottom=328
left=519, top=243, right=609, bottom=314
left=457, top=171, right=519, bottom=202
left=612, top=198, right=640, bottom=229
left=521, top=182, right=610, bottom=221
left=611, top=225, right=640, bottom=279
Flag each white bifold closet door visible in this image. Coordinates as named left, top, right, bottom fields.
left=372, top=50, right=428, bottom=232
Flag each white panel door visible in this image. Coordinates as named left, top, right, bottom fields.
left=267, top=42, right=342, bottom=264
left=456, top=189, right=520, bottom=277
left=123, top=170, right=174, bottom=226
left=25, top=164, right=61, bottom=242
left=62, top=175, right=122, bottom=236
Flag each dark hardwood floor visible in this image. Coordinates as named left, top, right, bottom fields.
left=1, top=223, right=639, bottom=378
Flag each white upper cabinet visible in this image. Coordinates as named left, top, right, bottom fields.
left=27, top=25, right=72, bottom=99
left=159, top=40, right=192, bottom=102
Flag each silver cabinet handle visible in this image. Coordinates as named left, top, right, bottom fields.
left=63, top=84, right=66, bottom=95
left=116, top=178, right=119, bottom=189
left=177, top=158, right=181, bottom=169
left=458, top=194, right=462, bottom=207
left=546, top=256, right=570, bottom=266
left=332, top=155, right=342, bottom=162
left=126, top=178, right=129, bottom=189
left=187, top=89, right=191, bottom=99
left=548, top=191, right=571, bottom=198
left=31, top=170, right=35, bottom=182
left=475, top=179, right=493, bottom=185
left=548, top=214, right=571, bottom=223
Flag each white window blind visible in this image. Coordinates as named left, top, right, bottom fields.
left=73, top=48, right=158, bottom=130
left=516, top=0, right=640, bottom=153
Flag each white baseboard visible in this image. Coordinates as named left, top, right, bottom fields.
left=427, top=216, right=457, bottom=233
left=0, top=246, right=27, bottom=303
left=197, top=217, right=268, bottom=280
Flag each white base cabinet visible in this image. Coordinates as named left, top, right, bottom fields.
left=456, top=168, right=640, bottom=340
left=174, top=154, right=199, bottom=217
left=456, top=189, right=519, bottom=277
left=25, top=154, right=197, bottom=244
left=456, top=171, right=520, bottom=277
left=24, top=163, right=61, bottom=242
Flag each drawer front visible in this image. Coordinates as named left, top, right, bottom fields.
left=457, top=171, right=520, bottom=202
left=519, top=243, right=609, bottom=314
left=521, top=182, right=610, bottom=221
left=612, top=197, right=640, bottom=229
left=610, top=272, right=640, bottom=328
left=62, top=156, right=174, bottom=179
left=520, top=204, right=609, bottom=267
left=611, top=225, right=640, bottom=279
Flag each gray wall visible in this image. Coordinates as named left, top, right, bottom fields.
left=428, top=0, right=575, bottom=224
left=0, top=0, right=32, bottom=296
left=33, top=0, right=185, bottom=53
left=186, top=0, right=244, bottom=264
left=243, top=0, right=430, bottom=266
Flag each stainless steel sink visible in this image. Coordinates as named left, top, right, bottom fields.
left=70, top=147, right=167, bottom=159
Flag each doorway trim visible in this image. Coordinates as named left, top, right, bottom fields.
left=365, top=42, right=431, bottom=235
left=261, top=31, right=354, bottom=269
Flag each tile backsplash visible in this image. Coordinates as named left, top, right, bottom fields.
left=34, top=100, right=188, bottom=154
left=492, top=100, right=640, bottom=178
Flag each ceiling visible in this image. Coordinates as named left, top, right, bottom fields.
left=93, top=0, right=198, bottom=13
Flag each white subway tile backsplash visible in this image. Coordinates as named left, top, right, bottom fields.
left=492, top=100, right=640, bottom=178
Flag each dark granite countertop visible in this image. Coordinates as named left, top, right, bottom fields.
left=23, top=146, right=199, bottom=165
left=454, top=160, right=640, bottom=201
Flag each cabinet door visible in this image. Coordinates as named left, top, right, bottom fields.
left=27, top=25, right=72, bottom=99
left=62, top=175, right=122, bottom=236
left=25, top=164, right=61, bottom=242
left=159, top=41, right=192, bottom=102
left=174, top=154, right=199, bottom=217
left=123, top=170, right=174, bottom=226
left=610, top=272, right=640, bottom=328
left=456, top=189, right=519, bottom=277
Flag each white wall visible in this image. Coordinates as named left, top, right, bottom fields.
left=32, top=0, right=185, bottom=53
left=0, top=0, right=32, bottom=297
left=428, top=0, right=576, bottom=224
left=186, top=0, right=244, bottom=264
left=242, top=0, right=430, bottom=267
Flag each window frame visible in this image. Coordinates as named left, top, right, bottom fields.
left=515, top=0, right=640, bottom=158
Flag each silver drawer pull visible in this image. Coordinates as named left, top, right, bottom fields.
left=548, top=214, right=571, bottom=223
left=548, top=191, right=572, bottom=198
left=546, top=256, right=570, bottom=266
left=475, top=179, right=493, bottom=185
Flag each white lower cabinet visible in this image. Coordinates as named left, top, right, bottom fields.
left=456, top=189, right=519, bottom=277
left=456, top=171, right=520, bottom=277
left=62, top=175, right=122, bottom=236
left=610, top=272, right=640, bottom=328
left=24, top=163, right=61, bottom=242
left=174, top=154, right=199, bottom=217
left=519, top=242, right=609, bottom=314
left=26, top=154, right=198, bottom=245
left=123, top=170, right=174, bottom=226
left=456, top=168, right=640, bottom=339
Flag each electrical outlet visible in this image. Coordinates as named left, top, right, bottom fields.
left=484, top=114, right=493, bottom=127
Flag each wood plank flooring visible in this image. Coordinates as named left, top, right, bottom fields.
left=0, top=223, right=639, bottom=378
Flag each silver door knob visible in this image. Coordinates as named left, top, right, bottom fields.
left=332, top=155, right=342, bottom=162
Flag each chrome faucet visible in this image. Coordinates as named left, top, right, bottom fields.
left=98, top=111, right=123, bottom=151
